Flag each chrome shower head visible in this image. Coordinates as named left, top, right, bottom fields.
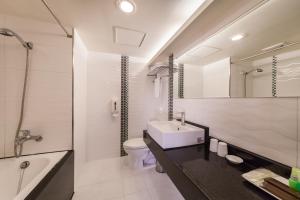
left=0, top=29, right=14, bottom=37
left=256, top=68, right=263, bottom=73
left=0, top=28, right=33, bottom=50
left=242, top=68, right=264, bottom=75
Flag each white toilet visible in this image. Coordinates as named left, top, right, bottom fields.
left=123, top=138, right=153, bottom=169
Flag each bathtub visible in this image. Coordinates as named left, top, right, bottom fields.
left=0, top=151, right=67, bottom=200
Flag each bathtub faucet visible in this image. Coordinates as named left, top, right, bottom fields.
left=14, top=130, right=43, bottom=157
left=15, top=130, right=43, bottom=144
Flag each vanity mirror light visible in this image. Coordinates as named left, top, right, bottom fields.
left=174, top=0, right=300, bottom=99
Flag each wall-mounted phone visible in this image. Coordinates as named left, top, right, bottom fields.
left=111, top=97, right=119, bottom=117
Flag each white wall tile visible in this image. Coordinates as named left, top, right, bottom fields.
left=0, top=97, right=5, bottom=157
left=21, top=98, right=72, bottom=154
left=4, top=68, right=25, bottom=98
left=0, top=16, right=4, bottom=157
left=1, top=15, right=72, bottom=158
left=73, top=31, right=88, bottom=182
left=0, top=69, right=5, bottom=98
left=0, top=22, right=5, bottom=70
left=202, top=57, right=230, bottom=97
left=128, top=58, right=163, bottom=139
left=30, top=43, right=72, bottom=73
left=5, top=96, right=72, bottom=156
left=4, top=97, right=22, bottom=156
left=86, top=52, right=166, bottom=161
left=175, top=98, right=298, bottom=167
left=297, top=97, right=300, bottom=167
left=26, top=70, right=72, bottom=98
left=86, top=52, right=121, bottom=161
left=4, top=37, right=27, bottom=70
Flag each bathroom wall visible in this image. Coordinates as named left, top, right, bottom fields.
left=276, top=57, right=300, bottom=97
left=202, top=58, right=230, bottom=97
left=0, top=15, right=5, bottom=157
left=185, top=65, right=203, bottom=98
left=231, top=50, right=300, bottom=98
left=252, top=55, right=300, bottom=97
left=174, top=64, right=203, bottom=98
left=174, top=98, right=299, bottom=167
left=128, top=58, right=163, bottom=139
left=230, top=63, right=250, bottom=97
left=298, top=98, right=300, bottom=167
left=73, top=30, right=88, bottom=179
left=0, top=15, right=73, bottom=157
left=174, top=58, right=230, bottom=98
left=86, top=52, right=162, bottom=161
left=86, top=52, right=121, bottom=161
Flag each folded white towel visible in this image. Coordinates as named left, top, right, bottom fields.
left=154, top=77, right=160, bottom=98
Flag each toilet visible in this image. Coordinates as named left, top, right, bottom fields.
left=123, top=138, right=154, bottom=169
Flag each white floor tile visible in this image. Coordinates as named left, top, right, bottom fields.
left=124, top=190, right=152, bottom=200
left=97, top=179, right=124, bottom=200
left=76, top=158, right=123, bottom=188
left=148, top=187, right=185, bottom=200
left=74, top=157, right=184, bottom=200
left=74, top=180, right=123, bottom=200
left=123, top=176, right=148, bottom=195
left=72, top=183, right=102, bottom=200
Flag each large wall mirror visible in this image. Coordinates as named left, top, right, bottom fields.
left=174, top=0, right=300, bottom=98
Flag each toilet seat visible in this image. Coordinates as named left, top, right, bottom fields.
left=123, top=138, right=147, bottom=150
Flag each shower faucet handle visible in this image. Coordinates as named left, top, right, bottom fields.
left=17, top=129, right=43, bottom=143
left=20, top=130, right=31, bottom=137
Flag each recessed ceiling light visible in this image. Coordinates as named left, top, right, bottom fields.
left=117, top=0, right=136, bottom=14
left=231, top=34, right=245, bottom=41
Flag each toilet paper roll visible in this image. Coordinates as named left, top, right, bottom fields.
left=209, top=138, right=218, bottom=153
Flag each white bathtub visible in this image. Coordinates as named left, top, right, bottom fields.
left=0, top=151, right=67, bottom=200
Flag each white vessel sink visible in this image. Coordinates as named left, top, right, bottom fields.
left=147, top=120, right=205, bottom=149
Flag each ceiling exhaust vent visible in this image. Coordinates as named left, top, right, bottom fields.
left=113, top=26, right=146, bottom=48
left=186, top=46, right=221, bottom=58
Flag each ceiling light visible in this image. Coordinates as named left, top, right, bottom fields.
left=117, top=0, right=136, bottom=14
left=231, top=34, right=245, bottom=41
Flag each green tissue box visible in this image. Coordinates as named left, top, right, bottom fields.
left=289, top=179, right=300, bottom=192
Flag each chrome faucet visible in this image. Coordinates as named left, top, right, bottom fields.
left=14, top=130, right=43, bottom=157
left=15, top=130, right=43, bottom=145
left=174, top=112, right=185, bottom=126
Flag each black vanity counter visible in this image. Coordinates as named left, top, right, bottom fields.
left=144, top=130, right=291, bottom=200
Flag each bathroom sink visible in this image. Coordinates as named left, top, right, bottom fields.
left=147, top=120, right=205, bottom=149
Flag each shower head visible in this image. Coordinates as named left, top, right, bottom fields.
left=0, top=28, right=33, bottom=50
left=242, top=68, right=264, bottom=75
left=0, top=29, right=14, bottom=37
left=256, top=68, right=263, bottom=73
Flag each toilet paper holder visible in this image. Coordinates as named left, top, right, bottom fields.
left=111, top=97, right=119, bottom=117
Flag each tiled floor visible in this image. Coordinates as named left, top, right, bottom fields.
left=73, top=157, right=185, bottom=200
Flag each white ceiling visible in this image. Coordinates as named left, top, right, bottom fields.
left=177, top=0, right=300, bottom=66
left=0, top=0, right=207, bottom=60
